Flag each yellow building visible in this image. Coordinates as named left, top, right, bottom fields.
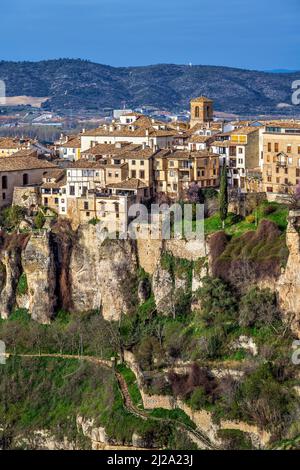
left=0, top=138, right=33, bottom=157
left=262, top=122, right=300, bottom=194
left=154, top=149, right=219, bottom=199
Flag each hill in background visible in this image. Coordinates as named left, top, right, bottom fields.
left=0, top=59, right=300, bottom=116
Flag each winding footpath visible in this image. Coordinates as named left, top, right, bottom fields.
left=4, top=352, right=216, bottom=450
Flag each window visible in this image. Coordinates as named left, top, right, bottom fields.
left=298, top=147, right=300, bottom=155
left=2, top=175, right=7, bottom=189
left=169, top=161, right=174, bottom=167
left=140, top=160, right=144, bottom=166
left=287, top=145, right=292, bottom=153
left=2, top=192, right=5, bottom=200
left=275, top=143, right=279, bottom=152
left=267, top=187, right=273, bottom=193
left=54, top=198, right=59, bottom=205
left=195, top=106, right=200, bottom=118
left=131, top=170, right=136, bottom=178
left=285, top=178, right=289, bottom=185
left=84, top=202, right=89, bottom=210
left=276, top=177, right=280, bottom=184
left=267, top=176, right=272, bottom=182
left=44, top=197, right=48, bottom=205
left=69, top=186, right=75, bottom=196
left=297, top=169, right=300, bottom=177
left=108, top=172, right=112, bottom=177
left=288, top=157, right=293, bottom=165
left=61, top=207, right=65, bottom=212
left=23, top=173, right=29, bottom=185
left=139, top=170, right=145, bottom=179
left=238, top=148, right=243, bottom=154
left=86, top=212, right=90, bottom=217
left=173, top=184, right=178, bottom=191
left=268, top=143, right=272, bottom=152
left=132, top=160, right=136, bottom=165
left=169, top=170, right=175, bottom=177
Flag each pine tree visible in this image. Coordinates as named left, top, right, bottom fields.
left=219, top=164, right=228, bottom=229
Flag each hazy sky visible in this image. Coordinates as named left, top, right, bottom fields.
left=1, top=0, right=300, bottom=70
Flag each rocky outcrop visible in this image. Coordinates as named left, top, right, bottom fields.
left=0, top=249, right=22, bottom=319
left=21, top=231, right=56, bottom=323
left=0, top=233, right=28, bottom=319
left=70, top=224, right=138, bottom=321
left=152, top=264, right=174, bottom=316
left=277, top=212, right=300, bottom=336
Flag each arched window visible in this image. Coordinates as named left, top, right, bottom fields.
left=23, top=173, right=29, bottom=185
left=2, top=175, right=7, bottom=189
left=195, top=106, right=200, bottom=118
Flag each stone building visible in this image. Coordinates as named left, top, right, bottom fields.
left=262, top=122, right=300, bottom=194
left=0, top=156, right=57, bottom=209
left=190, top=96, right=214, bottom=128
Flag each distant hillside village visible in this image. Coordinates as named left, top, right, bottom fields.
left=1, top=96, right=300, bottom=230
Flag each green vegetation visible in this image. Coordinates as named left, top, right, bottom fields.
left=16, top=273, right=28, bottom=296
left=88, top=217, right=100, bottom=226
left=217, top=429, right=253, bottom=450
left=149, top=408, right=196, bottom=430
left=33, top=211, right=46, bottom=229
left=0, top=356, right=200, bottom=450
left=0, top=205, right=26, bottom=231
left=205, top=201, right=288, bottom=237
left=0, top=309, right=119, bottom=359
left=117, top=364, right=144, bottom=409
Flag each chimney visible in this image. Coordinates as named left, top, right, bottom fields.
left=82, top=128, right=86, bottom=134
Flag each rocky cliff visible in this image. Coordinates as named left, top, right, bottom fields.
left=0, top=215, right=300, bottom=332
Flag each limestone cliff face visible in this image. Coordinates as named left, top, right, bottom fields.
left=152, top=264, right=174, bottom=316
left=70, top=224, right=138, bottom=321
left=277, top=213, right=300, bottom=336
left=21, top=232, right=56, bottom=323
left=0, top=248, right=22, bottom=319
left=0, top=233, right=28, bottom=319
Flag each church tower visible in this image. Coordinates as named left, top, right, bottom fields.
left=190, top=96, right=213, bottom=128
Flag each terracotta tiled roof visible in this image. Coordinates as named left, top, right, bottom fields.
left=81, top=143, right=140, bottom=156
left=188, top=135, right=213, bottom=143
left=11, top=148, right=38, bottom=158
left=60, top=137, right=81, bottom=148
left=0, top=156, right=57, bottom=172
left=231, top=126, right=259, bottom=135
left=68, top=159, right=104, bottom=169
left=107, top=178, right=148, bottom=190
left=82, top=125, right=176, bottom=138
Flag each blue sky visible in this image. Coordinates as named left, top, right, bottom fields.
left=1, top=0, right=300, bottom=70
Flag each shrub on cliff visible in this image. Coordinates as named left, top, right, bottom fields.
left=196, top=276, right=238, bottom=327
left=0, top=205, right=26, bottom=231
left=33, top=211, right=46, bottom=229
left=238, top=287, right=280, bottom=328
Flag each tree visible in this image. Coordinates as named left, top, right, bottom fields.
left=219, top=164, right=228, bottom=229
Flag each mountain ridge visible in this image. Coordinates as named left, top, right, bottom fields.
left=0, top=58, right=300, bottom=116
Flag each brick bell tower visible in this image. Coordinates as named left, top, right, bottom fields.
left=190, top=96, right=213, bottom=128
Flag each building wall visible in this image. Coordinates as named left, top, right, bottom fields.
left=262, top=132, right=300, bottom=193
left=0, top=168, right=49, bottom=208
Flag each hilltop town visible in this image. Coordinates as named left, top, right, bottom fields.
left=0, top=95, right=300, bottom=229
left=1, top=96, right=300, bottom=451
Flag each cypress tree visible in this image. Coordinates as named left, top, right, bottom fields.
left=219, top=164, right=228, bottom=229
